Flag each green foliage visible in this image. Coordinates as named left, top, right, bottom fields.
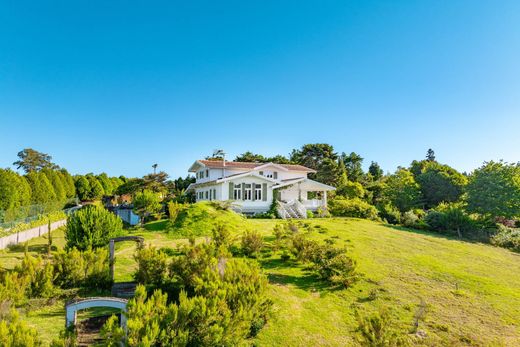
left=133, top=189, right=162, bottom=223
left=42, top=169, right=66, bottom=203
left=490, top=225, right=520, bottom=252
left=100, top=315, right=125, bottom=347
left=336, top=180, right=365, bottom=199
left=52, top=247, right=111, bottom=289
left=415, top=162, right=467, bottom=208
left=15, top=253, right=55, bottom=298
left=355, top=308, right=410, bottom=347
left=74, top=176, right=90, bottom=201
left=0, top=272, right=29, bottom=305
left=167, top=201, right=186, bottom=223
left=401, top=211, right=419, bottom=228
left=241, top=230, right=264, bottom=258
left=133, top=245, right=169, bottom=287
left=0, top=169, right=31, bottom=211
left=290, top=235, right=358, bottom=287
left=65, top=205, right=123, bottom=250
left=369, top=161, right=384, bottom=181
left=383, top=168, right=421, bottom=212
left=329, top=197, right=379, bottom=220
left=86, top=175, right=104, bottom=200
left=26, top=171, right=56, bottom=204
left=168, top=202, right=250, bottom=238
left=424, top=203, right=476, bottom=237
left=13, top=148, right=56, bottom=173
left=341, top=152, right=364, bottom=182
left=377, top=203, right=401, bottom=225
left=0, top=309, right=42, bottom=347
left=59, top=169, right=76, bottom=199
left=466, top=161, right=520, bottom=219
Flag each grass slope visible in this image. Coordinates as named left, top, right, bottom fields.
left=2, top=218, right=520, bottom=346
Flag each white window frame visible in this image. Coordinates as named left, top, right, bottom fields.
left=244, top=184, right=252, bottom=200
left=254, top=184, right=262, bottom=200
left=233, top=184, right=241, bottom=200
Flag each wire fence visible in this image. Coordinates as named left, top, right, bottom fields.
left=0, top=198, right=79, bottom=230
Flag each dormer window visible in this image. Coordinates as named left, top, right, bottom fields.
left=260, top=170, right=277, bottom=179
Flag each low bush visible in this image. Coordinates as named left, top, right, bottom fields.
left=424, top=203, right=476, bottom=238
left=53, top=248, right=111, bottom=290
left=491, top=225, right=520, bottom=252
left=0, top=308, right=42, bottom=346
left=133, top=245, right=169, bottom=287
left=65, top=205, right=123, bottom=250
left=329, top=198, right=379, bottom=220
left=377, top=203, right=401, bottom=225
left=167, top=201, right=186, bottom=223
left=241, top=230, right=264, bottom=258
left=355, top=307, right=410, bottom=346
left=401, top=210, right=419, bottom=228
left=16, top=254, right=54, bottom=298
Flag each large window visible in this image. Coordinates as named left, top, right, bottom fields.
left=233, top=184, right=241, bottom=200
left=254, top=184, right=262, bottom=200
left=244, top=184, right=252, bottom=200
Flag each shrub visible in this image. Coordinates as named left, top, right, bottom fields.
left=377, top=203, right=401, bottom=225
left=65, top=205, right=123, bottom=250
left=491, top=225, right=520, bottom=252
left=133, top=245, right=169, bottom=287
left=16, top=254, right=54, bottom=298
left=355, top=307, right=410, bottom=347
left=329, top=198, right=379, bottom=220
left=0, top=272, right=28, bottom=305
left=211, top=223, right=233, bottom=253
left=308, top=244, right=358, bottom=288
left=0, top=309, right=42, bottom=346
left=241, top=230, right=264, bottom=258
left=133, top=190, right=162, bottom=223
left=401, top=210, right=419, bottom=228
left=424, top=203, right=476, bottom=238
left=52, top=248, right=111, bottom=290
left=167, top=201, right=186, bottom=222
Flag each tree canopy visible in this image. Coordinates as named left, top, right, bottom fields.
left=13, top=148, right=57, bottom=173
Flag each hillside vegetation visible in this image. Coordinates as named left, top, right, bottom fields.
left=2, top=217, right=519, bottom=346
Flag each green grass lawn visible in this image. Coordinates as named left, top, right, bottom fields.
left=2, top=218, right=520, bottom=346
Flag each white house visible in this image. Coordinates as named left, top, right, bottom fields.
left=186, top=159, right=335, bottom=218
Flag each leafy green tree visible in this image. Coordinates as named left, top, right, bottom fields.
left=86, top=175, right=104, bottom=199
left=133, top=190, right=162, bottom=223
left=0, top=169, right=31, bottom=211
left=235, top=151, right=268, bottom=162
left=315, top=158, right=341, bottom=186
left=290, top=143, right=338, bottom=172
left=42, top=169, right=66, bottom=203
left=13, top=148, right=57, bottom=173
left=74, top=176, right=91, bottom=201
left=65, top=205, right=123, bottom=250
left=25, top=171, right=56, bottom=204
left=96, top=173, right=114, bottom=195
left=466, top=161, right=520, bottom=219
left=115, top=178, right=145, bottom=196
left=59, top=169, right=76, bottom=199
left=341, top=152, right=364, bottom=182
left=142, top=171, right=169, bottom=193
left=383, top=168, right=421, bottom=212
left=336, top=180, right=365, bottom=199
left=415, top=162, right=467, bottom=208
left=368, top=161, right=383, bottom=181
left=266, top=154, right=292, bottom=164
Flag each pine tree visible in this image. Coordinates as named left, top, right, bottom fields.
left=426, top=148, right=436, bottom=162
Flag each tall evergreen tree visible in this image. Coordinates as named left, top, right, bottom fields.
left=341, top=152, right=364, bottom=182
left=42, top=169, right=66, bottom=203
left=368, top=161, right=383, bottom=181
left=26, top=171, right=56, bottom=204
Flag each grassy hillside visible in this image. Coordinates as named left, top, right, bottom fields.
left=2, top=218, right=520, bottom=346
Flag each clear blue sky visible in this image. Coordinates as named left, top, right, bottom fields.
left=1, top=0, right=519, bottom=178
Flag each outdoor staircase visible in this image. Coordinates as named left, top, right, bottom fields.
left=111, top=281, right=137, bottom=298
left=276, top=200, right=307, bottom=219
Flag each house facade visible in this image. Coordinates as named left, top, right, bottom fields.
left=186, top=160, right=335, bottom=217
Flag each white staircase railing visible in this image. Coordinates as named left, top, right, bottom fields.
left=276, top=200, right=307, bottom=219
